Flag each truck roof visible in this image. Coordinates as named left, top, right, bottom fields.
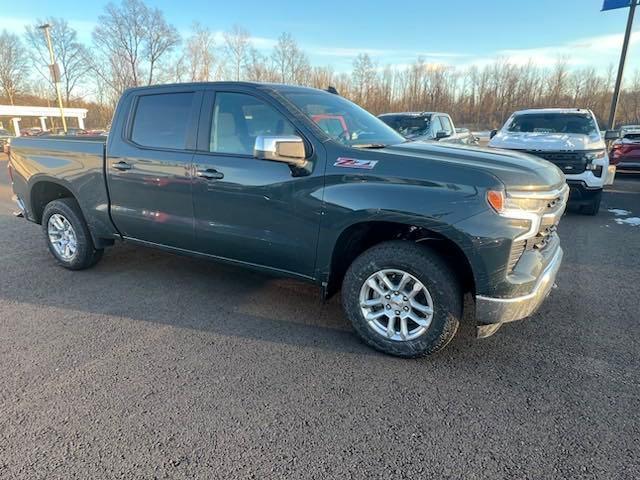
left=379, top=112, right=447, bottom=117
left=123, top=81, right=330, bottom=96
left=512, top=108, right=592, bottom=116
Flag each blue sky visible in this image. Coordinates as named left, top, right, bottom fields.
left=3, top=0, right=639, bottom=72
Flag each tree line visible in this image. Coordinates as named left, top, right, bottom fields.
left=1, top=0, right=639, bottom=130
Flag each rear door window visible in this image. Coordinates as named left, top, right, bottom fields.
left=131, top=92, right=195, bottom=150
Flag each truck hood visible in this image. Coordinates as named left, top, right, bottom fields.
left=488, top=131, right=604, bottom=151
left=382, top=141, right=565, bottom=191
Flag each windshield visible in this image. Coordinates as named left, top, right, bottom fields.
left=507, top=113, right=598, bottom=135
left=379, top=114, right=431, bottom=139
left=282, top=91, right=405, bottom=147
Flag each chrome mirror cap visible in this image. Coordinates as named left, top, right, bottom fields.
left=254, top=135, right=307, bottom=167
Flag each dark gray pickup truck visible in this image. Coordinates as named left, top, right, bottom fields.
left=9, top=82, right=568, bottom=357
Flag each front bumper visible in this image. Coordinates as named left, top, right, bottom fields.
left=567, top=180, right=602, bottom=205
left=617, top=160, right=640, bottom=172
left=475, top=245, right=563, bottom=338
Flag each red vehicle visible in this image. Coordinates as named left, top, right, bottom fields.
left=311, top=114, right=349, bottom=140
left=610, top=127, right=640, bottom=173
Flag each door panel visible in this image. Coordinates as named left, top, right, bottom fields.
left=108, top=150, right=195, bottom=248
left=191, top=90, right=324, bottom=277
left=107, top=89, right=201, bottom=249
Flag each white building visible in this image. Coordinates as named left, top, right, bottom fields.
left=0, top=105, right=88, bottom=136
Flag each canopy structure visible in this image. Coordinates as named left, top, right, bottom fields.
left=0, top=105, right=88, bottom=136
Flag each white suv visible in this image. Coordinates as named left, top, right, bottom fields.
left=488, top=108, right=616, bottom=215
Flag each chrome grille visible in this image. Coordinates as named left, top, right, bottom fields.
left=507, top=184, right=568, bottom=272
left=508, top=240, right=526, bottom=271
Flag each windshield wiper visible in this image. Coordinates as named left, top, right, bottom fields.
left=352, top=143, right=387, bottom=149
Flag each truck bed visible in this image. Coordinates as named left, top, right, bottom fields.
left=9, top=136, right=116, bottom=244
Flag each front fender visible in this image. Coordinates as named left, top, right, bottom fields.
left=314, top=177, right=490, bottom=287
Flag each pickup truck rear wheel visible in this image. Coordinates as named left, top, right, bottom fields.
left=42, top=198, right=104, bottom=270
left=342, top=241, right=461, bottom=358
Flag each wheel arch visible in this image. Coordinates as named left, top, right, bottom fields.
left=29, top=178, right=77, bottom=224
left=29, top=177, right=115, bottom=249
left=324, top=220, right=476, bottom=299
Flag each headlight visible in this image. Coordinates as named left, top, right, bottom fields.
left=487, top=189, right=552, bottom=241
left=584, top=149, right=606, bottom=163
left=487, top=190, right=549, bottom=215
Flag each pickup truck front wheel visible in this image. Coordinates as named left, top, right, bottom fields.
left=342, top=241, right=461, bottom=358
left=42, top=198, right=104, bottom=270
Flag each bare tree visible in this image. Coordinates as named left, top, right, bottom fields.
left=144, top=6, right=180, bottom=85
left=0, top=30, right=30, bottom=105
left=184, top=23, right=217, bottom=82
left=245, top=48, right=277, bottom=82
left=90, top=0, right=180, bottom=101
left=24, top=18, right=91, bottom=103
left=271, top=33, right=310, bottom=84
left=351, top=53, right=377, bottom=105
left=223, top=25, right=251, bottom=81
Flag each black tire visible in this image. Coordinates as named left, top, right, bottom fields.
left=42, top=198, right=104, bottom=270
left=341, top=241, right=462, bottom=358
left=580, top=190, right=602, bottom=216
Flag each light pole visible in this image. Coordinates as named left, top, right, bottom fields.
left=38, top=23, right=67, bottom=133
left=605, top=0, right=638, bottom=129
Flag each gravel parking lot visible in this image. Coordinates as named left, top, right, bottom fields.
left=0, top=154, right=639, bottom=479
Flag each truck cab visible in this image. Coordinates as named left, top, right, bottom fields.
left=488, top=108, right=616, bottom=215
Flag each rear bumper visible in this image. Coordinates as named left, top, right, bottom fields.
left=475, top=245, right=563, bottom=338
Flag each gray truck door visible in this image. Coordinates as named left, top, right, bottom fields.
left=106, top=89, right=202, bottom=250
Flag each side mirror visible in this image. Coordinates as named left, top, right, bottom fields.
left=254, top=135, right=307, bottom=167
left=489, top=129, right=498, bottom=139
left=604, top=130, right=621, bottom=141
left=435, top=130, right=449, bottom=140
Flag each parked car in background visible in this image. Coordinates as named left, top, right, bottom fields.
left=378, top=112, right=479, bottom=145
left=49, top=127, right=89, bottom=136
left=455, top=127, right=480, bottom=145
left=610, top=126, right=640, bottom=173
left=0, top=128, right=14, bottom=154
left=488, top=108, right=616, bottom=215
left=85, top=129, right=108, bottom=136
left=9, top=81, right=567, bottom=358
left=20, top=127, right=43, bottom=137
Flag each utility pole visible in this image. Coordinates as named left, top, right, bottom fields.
left=606, top=0, right=638, bottom=129
left=38, top=23, right=67, bottom=133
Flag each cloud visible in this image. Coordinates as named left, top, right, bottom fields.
left=466, top=31, right=640, bottom=69
left=2, top=15, right=95, bottom=41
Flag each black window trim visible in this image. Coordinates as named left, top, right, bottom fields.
left=195, top=88, right=314, bottom=160
left=125, top=90, right=203, bottom=153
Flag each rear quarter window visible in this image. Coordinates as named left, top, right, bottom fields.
left=131, top=92, right=195, bottom=150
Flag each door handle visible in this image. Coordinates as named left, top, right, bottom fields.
left=196, top=169, right=224, bottom=180
left=112, top=161, right=132, bottom=171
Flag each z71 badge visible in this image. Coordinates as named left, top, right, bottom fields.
left=334, top=157, right=378, bottom=169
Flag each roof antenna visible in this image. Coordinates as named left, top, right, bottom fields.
left=326, top=86, right=339, bottom=95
